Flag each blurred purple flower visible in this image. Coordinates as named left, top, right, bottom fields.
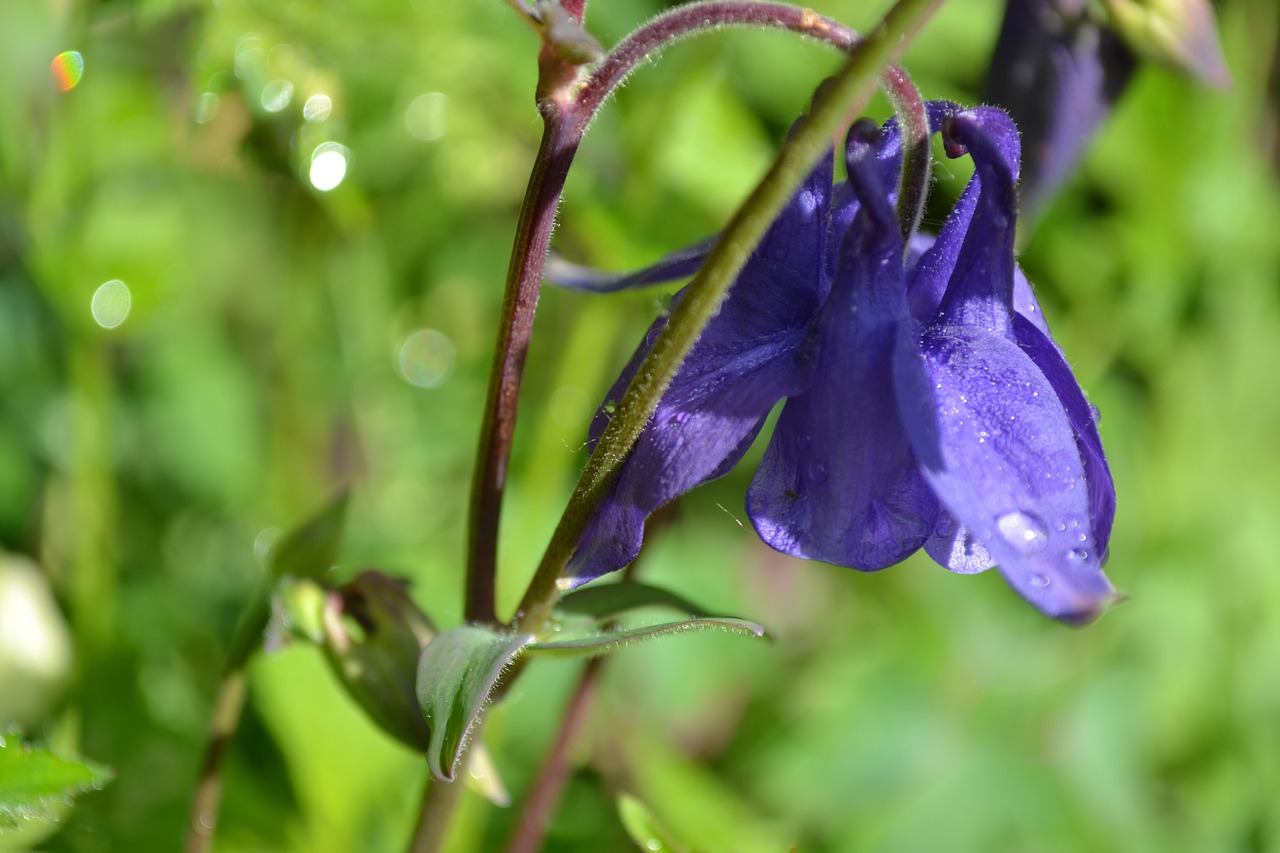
left=982, top=0, right=1136, bottom=218
left=554, top=105, right=1117, bottom=622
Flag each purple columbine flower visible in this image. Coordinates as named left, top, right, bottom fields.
left=554, top=104, right=1117, bottom=623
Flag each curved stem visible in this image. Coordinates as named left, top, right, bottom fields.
left=466, top=115, right=576, bottom=625
left=515, top=0, right=947, bottom=634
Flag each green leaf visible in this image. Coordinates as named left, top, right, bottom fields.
left=415, top=626, right=532, bottom=782
left=527, top=618, right=766, bottom=659
left=556, top=581, right=716, bottom=621
left=269, top=491, right=349, bottom=581
left=0, top=732, right=112, bottom=830
left=617, top=793, right=691, bottom=853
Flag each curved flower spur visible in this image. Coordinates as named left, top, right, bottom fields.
left=551, top=104, right=1117, bottom=624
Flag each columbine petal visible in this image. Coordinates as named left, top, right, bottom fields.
left=896, top=108, right=1115, bottom=622
left=543, top=238, right=716, bottom=293
left=748, top=120, right=936, bottom=570
left=564, top=129, right=836, bottom=584
left=1013, top=314, right=1116, bottom=556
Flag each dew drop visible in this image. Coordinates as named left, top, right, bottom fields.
left=1030, top=573, right=1050, bottom=588
left=996, top=510, right=1048, bottom=553
left=1067, top=548, right=1089, bottom=562
left=796, top=433, right=812, bottom=452
left=806, top=461, right=827, bottom=484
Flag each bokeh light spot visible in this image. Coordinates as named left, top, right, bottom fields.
left=91, top=279, right=131, bottom=329
left=253, top=527, right=282, bottom=564
left=194, top=92, right=220, bottom=124
left=303, top=93, right=332, bottom=122
left=261, top=79, right=294, bottom=112
left=309, top=142, right=349, bottom=191
left=51, top=51, right=84, bottom=92
left=405, top=93, right=447, bottom=141
left=397, top=329, right=455, bottom=388
left=234, top=34, right=264, bottom=80
left=550, top=385, right=593, bottom=427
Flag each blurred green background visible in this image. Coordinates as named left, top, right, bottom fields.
left=1, top=0, right=1278, bottom=850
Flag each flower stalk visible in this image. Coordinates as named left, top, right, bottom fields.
left=513, top=0, right=946, bottom=634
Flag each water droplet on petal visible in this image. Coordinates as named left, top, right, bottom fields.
left=1067, top=548, right=1089, bottom=562
left=796, top=433, right=811, bottom=452
left=806, top=461, right=827, bottom=484
left=1030, top=573, right=1051, bottom=588
left=996, top=510, right=1048, bottom=554
left=934, top=515, right=957, bottom=537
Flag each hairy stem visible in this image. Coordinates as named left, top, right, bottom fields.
left=882, top=64, right=932, bottom=245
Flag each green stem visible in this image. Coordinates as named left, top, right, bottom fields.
left=185, top=666, right=249, bottom=853
left=407, top=772, right=468, bottom=853
left=515, top=0, right=947, bottom=634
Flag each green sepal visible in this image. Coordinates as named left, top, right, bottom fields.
left=415, top=626, right=533, bottom=782
left=0, top=731, right=112, bottom=830
left=555, top=581, right=718, bottom=622
left=527, top=617, right=766, bottom=659
left=269, top=491, right=349, bottom=582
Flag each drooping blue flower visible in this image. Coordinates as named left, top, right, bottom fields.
left=553, top=104, right=1117, bottom=623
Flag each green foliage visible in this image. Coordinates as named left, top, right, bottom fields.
left=0, top=733, right=111, bottom=830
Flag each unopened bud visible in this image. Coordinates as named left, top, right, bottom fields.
left=320, top=571, right=435, bottom=752
left=1103, top=0, right=1231, bottom=88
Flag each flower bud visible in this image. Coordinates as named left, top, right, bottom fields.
left=319, top=571, right=435, bottom=752
left=1103, top=0, right=1231, bottom=88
